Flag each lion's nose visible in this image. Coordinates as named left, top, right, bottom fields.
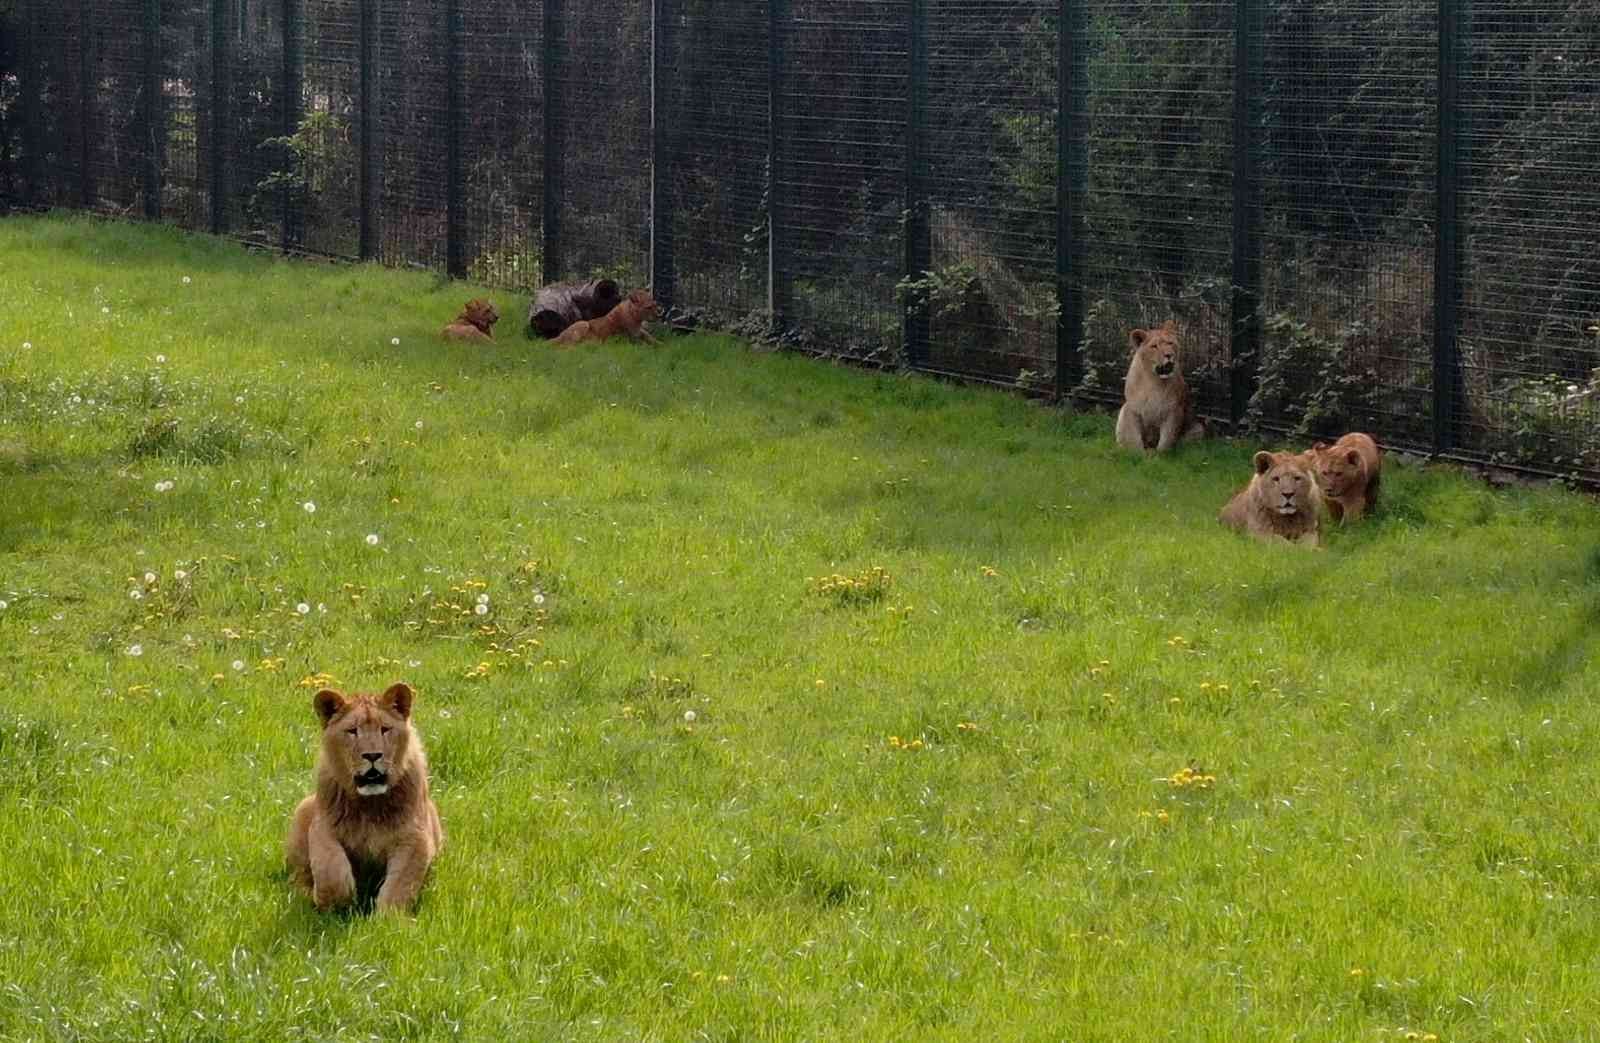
left=362, top=752, right=382, bottom=764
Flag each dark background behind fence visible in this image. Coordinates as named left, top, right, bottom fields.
left=2, top=0, right=1597, bottom=480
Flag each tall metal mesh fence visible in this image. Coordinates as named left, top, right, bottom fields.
left=1459, top=1, right=1600, bottom=474
left=3, top=0, right=1598, bottom=481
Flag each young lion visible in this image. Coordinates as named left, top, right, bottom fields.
left=442, top=298, right=499, bottom=344
left=1115, top=319, right=1204, bottom=452
left=1219, top=450, right=1324, bottom=547
left=1302, top=432, right=1381, bottom=522
left=552, top=289, right=660, bottom=348
left=285, top=683, right=443, bottom=913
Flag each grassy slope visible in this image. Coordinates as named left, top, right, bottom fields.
left=1, top=213, right=1598, bottom=1041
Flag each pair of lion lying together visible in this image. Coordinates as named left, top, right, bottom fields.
left=1116, top=319, right=1382, bottom=549
left=440, top=289, right=661, bottom=348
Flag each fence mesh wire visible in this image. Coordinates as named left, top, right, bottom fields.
left=1253, top=0, right=1437, bottom=447
left=3, top=0, right=1598, bottom=480
left=1459, top=1, right=1600, bottom=474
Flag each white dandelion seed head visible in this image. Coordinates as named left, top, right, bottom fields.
left=683, top=710, right=697, bottom=723
left=296, top=602, right=310, bottom=615
left=174, top=569, right=188, bottom=581
left=21, top=342, right=31, bottom=350
left=366, top=533, right=381, bottom=546
left=234, top=395, right=245, bottom=405
left=101, top=306, right=110, bottom=314
left=129, top=589, right=143, bottom=601
left=0, top=600, right=8, bottom=611
left=473, top=603, right=489, bottom=616
left=533, top=593, right=546, bottom=605
left=391, top=337, right=401, bottom=346
left=414, top=420, right=424, bottom=430
left=181, top=276, right=192, bottom=285
left=316, top=602, right=326, bottom=613
left=476, top=593, right=489, bottom=606
left=143, top=571, right=157, bottom=585
left=155, top=354, right=166, bottom=364
left=302, top=501, right=316, bottom=514
left=126, top=644, right=143, bottom=657
left=231, top=659, right=245, bottom=671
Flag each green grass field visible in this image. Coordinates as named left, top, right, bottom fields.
left=2, top=213, right=1598, bottom=1041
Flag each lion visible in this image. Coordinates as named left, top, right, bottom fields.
left=1302, top=432, right=1381, bottom=522
left=1115, top=319, right=1204, bottom=453
left=285, top=682, right=443, bottom=913
left=1218, top=450, right=1324, bottom=547
left=552, top=289, right=660, bottom=348
left=442, top=298, right=499, bottom=343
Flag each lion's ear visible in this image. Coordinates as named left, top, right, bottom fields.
left=1160, top=319, right=1178, bottom=333
left=1310, top=441, right=1328, bottom=452
left=1345, top=449, right=1362, bottom=467
left=379, top=682, right=414, bottom=720
left=1128, top=328, right=1148, bottom=352
left=314, top=689, right=347, bottom=725
left=1253, top=451, right=1274, bottom=475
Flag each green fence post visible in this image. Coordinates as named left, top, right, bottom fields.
left=902, top=0, right=929, bottom=369
left=358, top=0, right=378, bottom=259
left=650, top=0, right=675, bottom=307
left=1054, top=0, right=1086, bottom=398
left=79, top=0, right=94, bottom=207
left=143, top=0, right=162, bottom=219
left=1433, top=0, right=1464, bottom=453
left=209, top=0, right=229, bottom=234
left=446, top=0, right=465, bottom=278
left=281, top=0, right=303, bottom=250
left=1229, top=0, right=1261, bottom=426
left=541, top=0, right=562, bottom=283
left=767, top=0, right=788, bottom=331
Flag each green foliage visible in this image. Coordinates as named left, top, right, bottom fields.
left=1245, top=311, right=1388, bottom=439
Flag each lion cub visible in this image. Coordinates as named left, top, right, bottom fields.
left=1219, top=450, right=1324, bottom=547
left=1302, top=432, right=1381, bottom=522
left=442, top=298, right=499, bottom=344
left=552, top=288, right=660, bottom=347
left=1116, top=319, right=1204, bottom=453
left=286, top=683, right=443, bottom=913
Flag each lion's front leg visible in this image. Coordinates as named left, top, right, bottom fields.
left=375, top=832, right=436, bottom=914
left=1155, top=409, right=1184, bottom=452
left=307, top=812, right=355, bottom=911
left=1115, top=405, right=1145, bottom=451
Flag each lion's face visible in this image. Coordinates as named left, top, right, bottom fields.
left=1252, top=451, right=1316, bottom=516
left=1306, top=443, right=1362, bottom=496
left=1129, top=321, right=1182, bottom=380
left=461, top=299, right=499, bottom=334
left=314, top=684, right=416, bottom=797
left=628, top=289, right=660, bottom=322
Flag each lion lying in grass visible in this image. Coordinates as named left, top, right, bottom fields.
left=285, top=683, right=443, bottom=913
left=441, top=298, right=499, bottom=344
left=1219, top=450, right=1324, bottom=547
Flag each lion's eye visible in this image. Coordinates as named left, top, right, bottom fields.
left=380, top=726, right=391, bottom=736
left=346, top=727, right=357, bottom=736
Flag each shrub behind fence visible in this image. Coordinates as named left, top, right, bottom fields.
left=2, top=0, right=1597, bottom=480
